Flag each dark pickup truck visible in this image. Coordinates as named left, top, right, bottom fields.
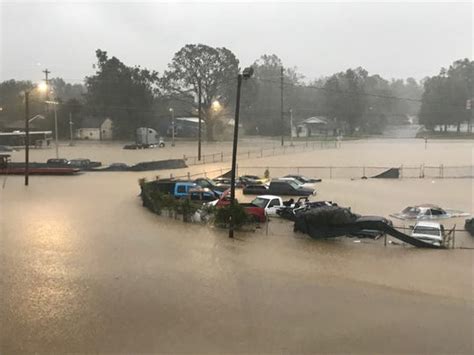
left=243, top=179, right=316, bottom=196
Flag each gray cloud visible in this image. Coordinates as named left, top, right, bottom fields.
left=1, top=1, right=471, bottom=83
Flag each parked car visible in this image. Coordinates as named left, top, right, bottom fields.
left=249, top=195, right=298, bottom=216
left=390, top=204, right=469, bottom=220
left=243, top=184, right=270, bottom=195
left=212, top=177, right=232, bottom=187
left=208, top=190, right=266, bottom=222
left=411, top=221, right=444, bottom=246
left=70, top=158, right=102, bottom=170
left=187, top=187, right=220, bottom=203
left=194, top=178, right=227, bottom=193
left=46, top=158, right=71, bottom=167
left=158, top=180, right=197, bottom=198
left=268, top=179, right=316, bottom=196
left=284, top=174, right=322, bottom=183
left=238, top=175, right=268, bottom=187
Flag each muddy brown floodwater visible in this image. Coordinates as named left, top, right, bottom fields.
left=1, top=138, right=473, bottom=353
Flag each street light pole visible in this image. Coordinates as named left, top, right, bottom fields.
left=229, top=67, right=253, bottom=238
left=198, top=82, right=202, bottom=160
left=24, top=91, right=30, bottom=186
left=280, top=66, right=284, bottom=146
left=169, top=108, right=175, bottom=147
left=289, top=108, right=294, bottom=146
left=54, top=103, right=59, bottom=158
left=69, top=112, right=74, bottom=146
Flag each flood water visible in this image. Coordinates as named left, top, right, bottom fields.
left=1, top=138, right=473, bottom=353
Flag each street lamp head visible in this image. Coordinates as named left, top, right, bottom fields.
left=211, top=100, right=222, bottom=112
left=37, top=81, right=48, bottom=93
left=169, top=108, right=174, bottom=112
left=242, top=67, right=254, bottom=79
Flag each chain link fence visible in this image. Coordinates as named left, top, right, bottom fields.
left=182, top=139, right=339, bottom=166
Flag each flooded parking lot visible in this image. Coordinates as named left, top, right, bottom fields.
left=1, top=138, right=473, bottom=353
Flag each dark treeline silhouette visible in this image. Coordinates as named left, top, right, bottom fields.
left=0, top=45, right=471, bottom=139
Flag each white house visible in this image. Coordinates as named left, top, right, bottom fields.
left=75, top=117, right=113, bottom=140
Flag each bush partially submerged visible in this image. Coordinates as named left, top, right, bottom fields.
left=214, top=202, right=250, bottom=228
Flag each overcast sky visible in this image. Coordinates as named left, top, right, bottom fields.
left=0, top=1, right=472, bottom=83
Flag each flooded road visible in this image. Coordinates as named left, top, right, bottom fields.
left=1, top=139, right=473, bottom=353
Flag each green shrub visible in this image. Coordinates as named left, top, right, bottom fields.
left=214, top=202, right=250, bottom=228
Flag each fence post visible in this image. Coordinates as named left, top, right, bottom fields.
left=363, top=166, right=366, bottom=177
left=204, top=171, right=207, bottom=178
left=248, top=151, right=250, bottom=158
left=400, top=164, right=403, bottom=179
left=297, top=167, right=300, bottom=174
left=221, top=152, right=224, bottom=162
left=187, top=172, right=190, bottom=180
left=440, top=164, right=444, bottom=178
left=170, top=173, right=173, bottom=179
left=330, top=166, right=332, bottom=179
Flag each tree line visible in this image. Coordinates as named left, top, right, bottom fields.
left=0, top=44, right=471, bottom=140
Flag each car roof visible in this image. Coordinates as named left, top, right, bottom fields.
left=414, top=221, right=442, bottom=228
left=255, top=195, right=281, bottom=199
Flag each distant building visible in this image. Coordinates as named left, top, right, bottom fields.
left=75, top=117, right=113, bottom=140
left=167, top=117, right=206, bottom=138
left=294, top=116, right=337, bottom=137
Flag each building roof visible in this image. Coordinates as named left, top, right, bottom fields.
left=175, top=117, right=200, bottom=124
left=80, top=117, right=109, bottom=129
left=0, top=118, right=44, bottom=130
left=302, top=116, right=328, bottom=125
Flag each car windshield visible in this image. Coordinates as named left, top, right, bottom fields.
left=287, top=181, right=300, bottom=189
left=413, top=226, right=440, bottom=236
left=250, top=197, right=268, bottom=208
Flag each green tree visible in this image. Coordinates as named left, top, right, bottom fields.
left=323, top=68, right=368, bottom=133
left=85, top=49, right=159, bottom=139
left=161, top=44, right=239, bottom=141
left=0, top=80, right=47, bottom=125
left=419, top=59, right=473, bottom=132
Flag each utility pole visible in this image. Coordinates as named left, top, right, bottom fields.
left=289, top=108, right=294, bottom=146
left=69, top=112, right=74, bottom=146
left=198, top=81, right=202, bottom=160
left=43, top=68, right=50, bottom=104
left=24, top=91, right=30, bottom=186
left=169, top=108, right=175, bottom=147
left=46, top=100, right=59, bottom=158
left=280, top=66, right=284, bottom=146
left=53, top=102, right=58, bottom=158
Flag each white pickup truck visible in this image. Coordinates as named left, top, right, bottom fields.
left=250, top=195, right=305, bottom=216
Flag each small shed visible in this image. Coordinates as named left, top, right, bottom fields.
left=75, top=117, right=113, bottom=140
left=294, top=116, right=336, bottom=137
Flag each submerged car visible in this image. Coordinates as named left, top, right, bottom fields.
left=46, top=158, right=71, bottom=167
left=391, top=204, right=469, bottom=220
left=411, top=221, right=444, bottom=246
left=283, top=174, right=322, bottom=184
